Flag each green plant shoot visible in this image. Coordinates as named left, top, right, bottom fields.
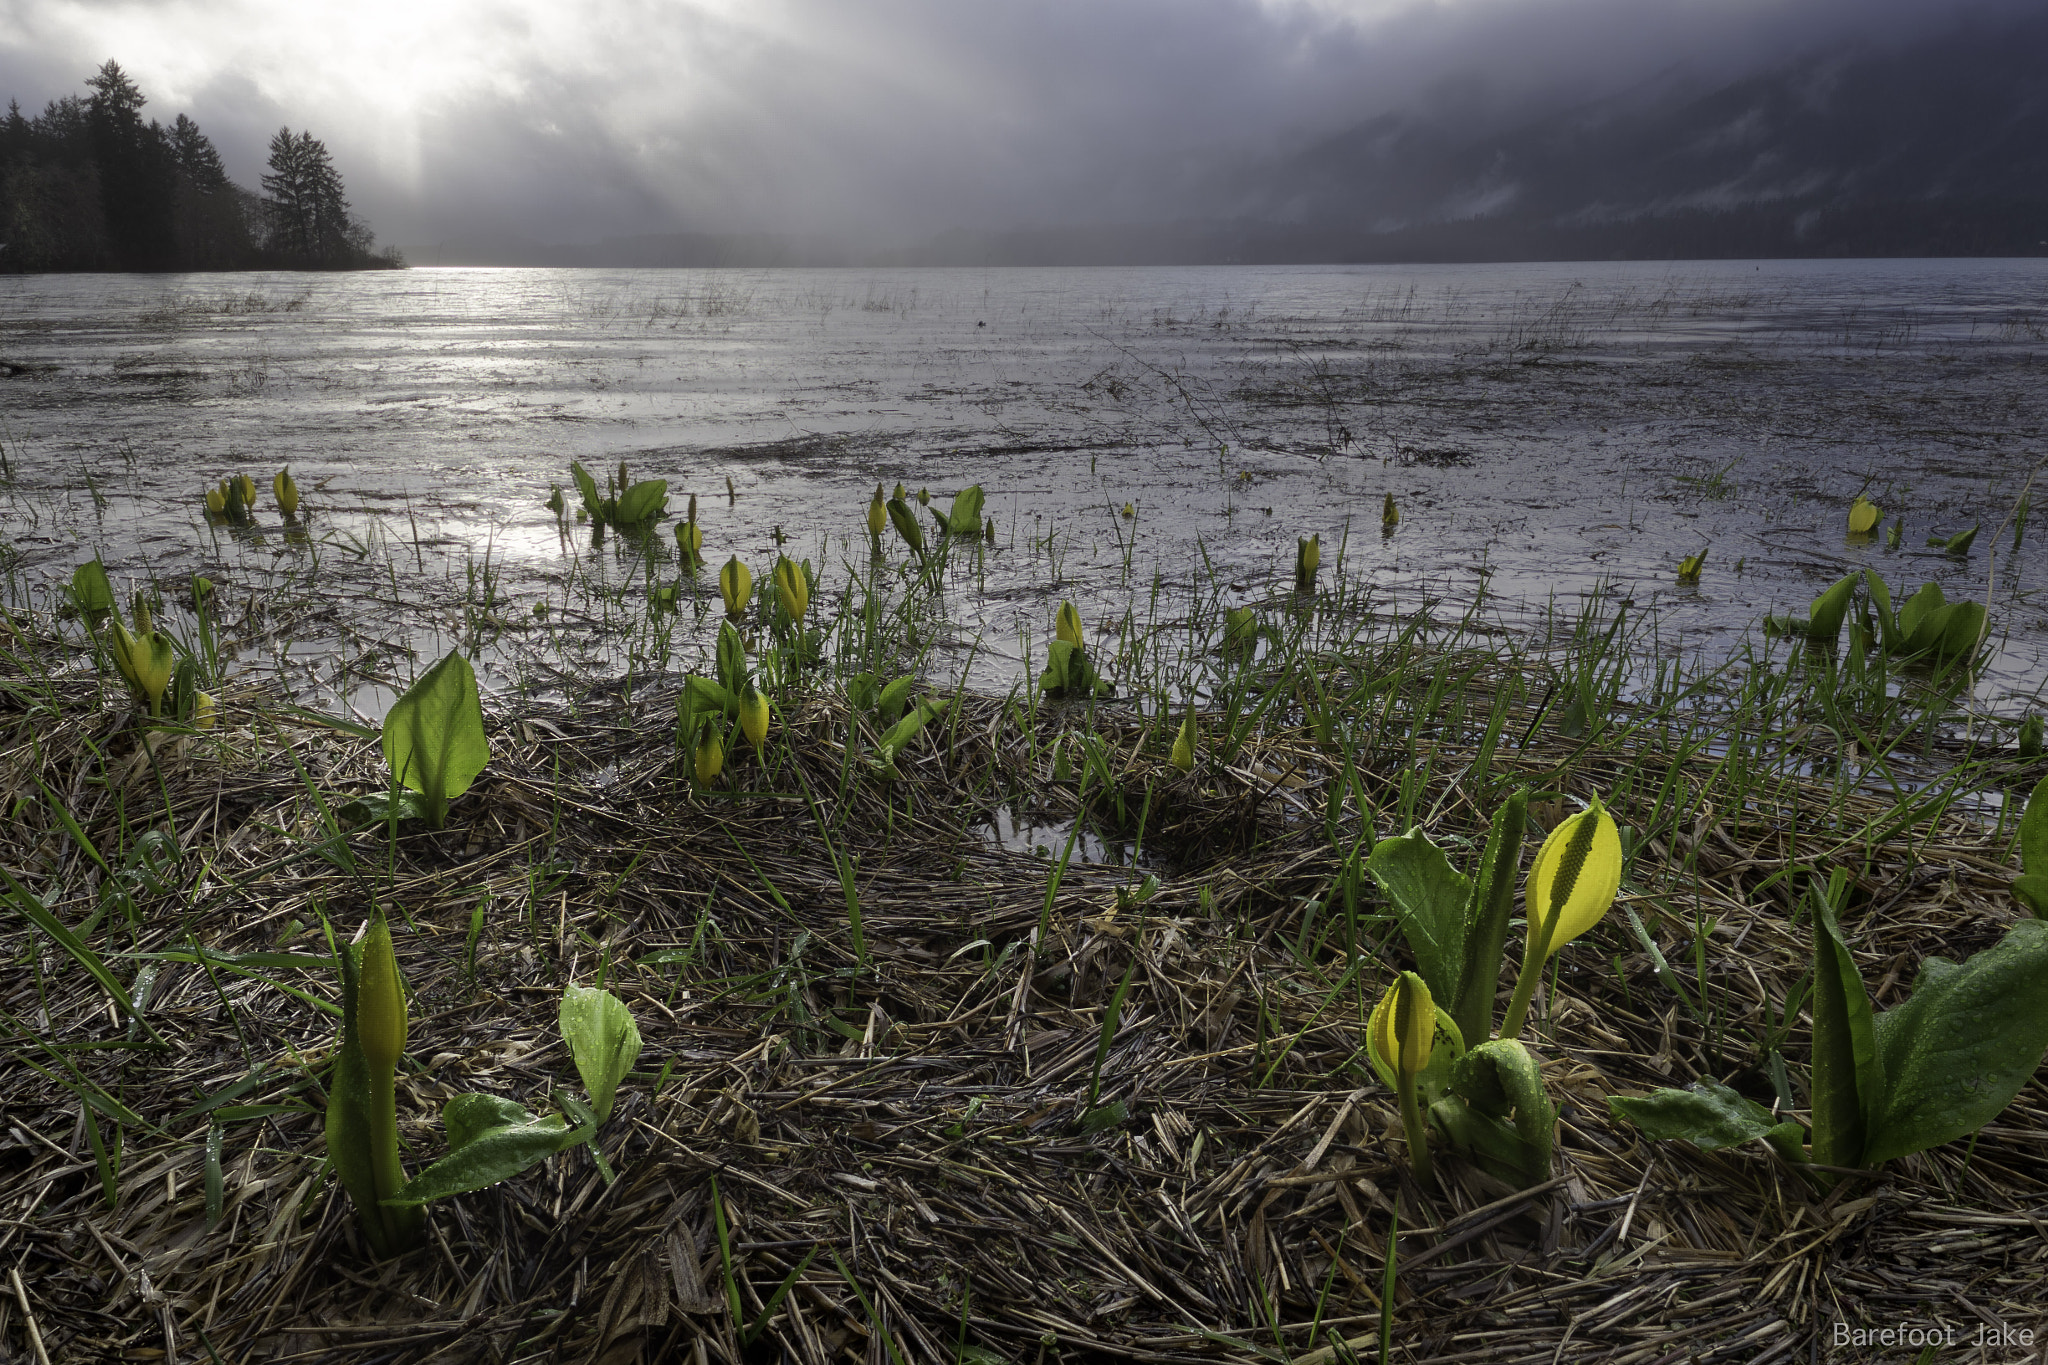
left=381, top=650, right=491, bottom=829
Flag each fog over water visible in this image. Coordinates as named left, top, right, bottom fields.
left=2, top=258, right=2044, bottom=715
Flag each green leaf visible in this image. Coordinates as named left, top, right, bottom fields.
left=1863, top=920, right=2048, bottom=1165
left=1805, top=573, right=1858, bottom=644
left=875, top=676, right=915, bottom=727
left=569, top=461, right=604, bottom=521
left=384, top=1093, right=580, bottom=1205
left=2013, top=874, right=2048, bottom=918
left=1608, top=1081, right=1803, bottom=1154
left=1429, top=1098, right=1544, bottom=1189
left=614, top=478, right=668, bottom=528
left=1896, top=583, right=1946, bottom=652
left=1809, top=879, right=1881, bottom=1167
left=72, top=559, right=116, bottom=614
left=381, top=650, right=490, bottom=829
left=338, top=791, right=428, bottom=828
left=559, top=984, right=642, bottom=1125
left=872, top=697, right=954, bottom=778
left=944, top=485, right=985, bottom=538
left=681, top=674, right=738, bottom=722
left=1365, top=829, right=1470, bottom=1009
left=1453, top=790, right=1527, bottom=1045
left=2020, top=775, right=2048, bottom=880
left=1447, top=1039, right=1553, bottom=1187
left=1935, top=600, right=1986, bottom=661
left=1861, top=570, right=1898, bottom=653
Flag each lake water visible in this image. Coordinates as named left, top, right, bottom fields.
left=3, top=258, right=2046, bottom=716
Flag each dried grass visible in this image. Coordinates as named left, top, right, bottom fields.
left=3, top=666, right=2045, bottom=1364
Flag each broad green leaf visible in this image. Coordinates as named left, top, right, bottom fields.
left=569, top=461, right=604, bottom=520
left=384, top=1094, right=579, bottom=1205
left=1896, top=582, right=1945, bottom=652
left=614, top=478, right=668, bottom=527
left=1429, top=1097, right=1542, bottom=1188
left=875, top=676, right=915, bottom=727
left=681, top=674, right=738, bottom=721
left=1805, top=573, right=1857, bottom=644
left=873, top=696, right=954, bottom=777
left=1365, top=829, right=1471, bottom=1009
left=72, top=559, right=115, bottom=614
left=2013, top=873, right=2048, bottom=918
left=382, top=650, right=491, bottom=829
left=1936, top=601, right=1985, bottom=661
left=1809, top=882, right=1880, bottom=1167
left=339, top=791, right=428, bottom=828
left=559, top=985, right=642, bottom=1124
left=1608, top=1081, right=1801, bottom=1153
left=1863, top=920, right=2048, bottom=1165
left=2020, top=775, right=2048, bottom=879
left=1448, top=1039, right=1553, bottom=1187
left=442, top=1092, right=535, bottom=1149
left=944, top=485, right=985, bottom=537
left=1453, top=791, right=1527, bottom=1046
left=846, top=672, right=879, bottom=713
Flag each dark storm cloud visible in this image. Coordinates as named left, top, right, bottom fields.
left=0, top=0, right=2032, bottom=248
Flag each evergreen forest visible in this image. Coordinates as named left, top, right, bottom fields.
left=1, top=60, right=399, bottom=273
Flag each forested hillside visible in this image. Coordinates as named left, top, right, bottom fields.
left=1, top=61, right=398, bottom=273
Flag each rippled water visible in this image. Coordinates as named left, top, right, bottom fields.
left=3, top=259, right=2046, bottom=714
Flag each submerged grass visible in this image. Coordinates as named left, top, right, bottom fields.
left=2, top=512, right=2046, bottom=1364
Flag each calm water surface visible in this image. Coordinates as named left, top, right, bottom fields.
left=3, top=259, right=2045, bottom=715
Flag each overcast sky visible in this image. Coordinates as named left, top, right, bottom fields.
left=0, top=0, right=2023, bottom=249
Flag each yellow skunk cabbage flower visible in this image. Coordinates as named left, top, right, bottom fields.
left=1383, top=493, right=1399, bottom=528
left=694, top=727, right=725, bottom=785
left=675, top=517, right=703, bottom=565
left=1121, top=502, right=1135, bottom=519
left=192, top=691, right=217, bottom=729
left=109, top=617, right=175, bottom=716
left=205, top=485, right=226, bottom=515
left=719, top=556, right=752, bottom=619
left=739, top=685, right=770, bottom=750
left=274, top=468, right=301, bottom=518
left=917, top=487, right=930, bottom=506
left=867, top=484, right=887, bottom=538
left=1370, top=971, right=1436, bottom=1078
left=1848, top=497, right=1880, bottom=535
left=232, top=473, right=258, bottom=509
left=1170, top=708, right=1196, bottom=773
left=1677, top=549, right=1706, bottom=584
left=1294, top=534, right=1320, bottom=591
left=773, top=556, right=809, bottom=620
left=1502, top=795, right=1622, bottom=1037
left=1371, top=971, right=1437, bottom=1185
left=893, top=482, right=907, bottom=502
left=1056, top=600, right=1084, bottom=649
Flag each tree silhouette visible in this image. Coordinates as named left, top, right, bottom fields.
left=262, top=128, right=358, bottom=266
left=0, top=61, right=396, bottom=273
left=85, top=60, right=176, bottom=269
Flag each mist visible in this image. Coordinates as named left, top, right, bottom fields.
left=0, top=0, right=2033, bottom=252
